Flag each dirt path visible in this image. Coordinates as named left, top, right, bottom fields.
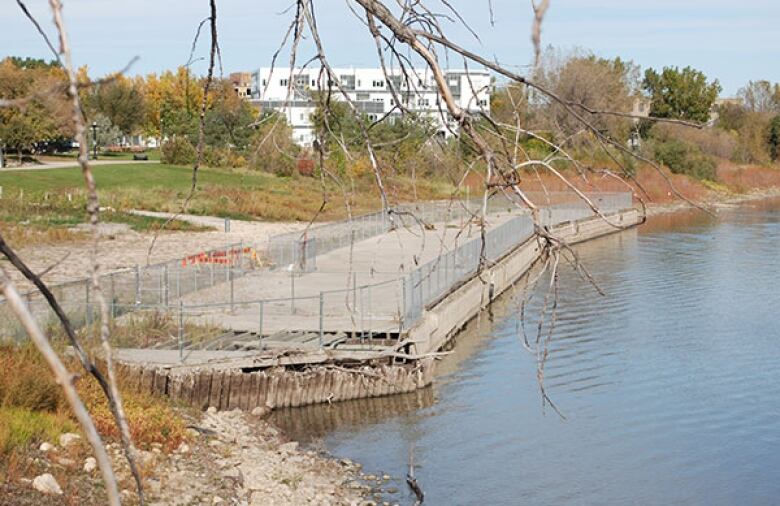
left=10, top=217, right=306, bottom=290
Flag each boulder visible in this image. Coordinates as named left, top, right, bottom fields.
left=84, top=457, right=97, bottom=473
left=59, top=432, right=81, bottom=448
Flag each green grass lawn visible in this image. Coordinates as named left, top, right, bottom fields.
left=0, top=162, right=455, bottom=225
left=0, top=163, right=278, bottom=193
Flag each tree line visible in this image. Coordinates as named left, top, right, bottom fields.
left=2, top=52, right=779, bottom=181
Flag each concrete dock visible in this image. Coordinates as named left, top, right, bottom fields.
left=113, top=203, right=641, bottom=411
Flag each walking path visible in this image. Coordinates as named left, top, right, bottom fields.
left=0, top=159, right=158, bottom=171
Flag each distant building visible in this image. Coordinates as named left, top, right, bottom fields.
left=249, top=67, right=491, bottom=146
left=631, top=96, right=652, bottom=120
left=230, top=72, right=252, bottom=98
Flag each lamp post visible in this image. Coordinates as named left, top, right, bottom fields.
left=90, top=121, right=98, bottom=160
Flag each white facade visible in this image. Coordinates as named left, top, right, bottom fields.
left=250, top=67, right=491, bottom=146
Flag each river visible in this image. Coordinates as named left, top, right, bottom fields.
left=271, top=198, right=780, bottom=505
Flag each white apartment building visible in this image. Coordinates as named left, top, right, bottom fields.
left=249, top=67, right=491, bottom=146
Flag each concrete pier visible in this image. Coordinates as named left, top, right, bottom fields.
left=115, top=206, right=641, bottom=409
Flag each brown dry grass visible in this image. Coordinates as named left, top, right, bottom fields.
left=0, top=343, right=187, bottom=457
left=715, top=161, right=780, bottom=193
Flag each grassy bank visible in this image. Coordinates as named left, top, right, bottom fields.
left=0, top=162, right=455, bottom=222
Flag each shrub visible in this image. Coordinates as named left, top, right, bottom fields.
left=651, top=123, right=737, bottom=160
left=161, top=135, right=196, bottom=165
left=203, top=146, right=246, bottom=168
left=651, top=139, right=717, bottom=180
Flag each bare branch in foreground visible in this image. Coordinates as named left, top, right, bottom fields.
left=47, top=0, right=145, bottom=502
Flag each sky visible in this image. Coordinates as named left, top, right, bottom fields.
left=1, top=0, right=778, bottom=96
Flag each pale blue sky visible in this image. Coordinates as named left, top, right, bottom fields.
left=1, top=0, right=778, bottom=95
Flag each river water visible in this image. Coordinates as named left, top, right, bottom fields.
left=272, top=198, right=780, bottom=505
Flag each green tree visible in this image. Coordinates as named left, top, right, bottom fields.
left=87, top=77, right=145, bottom=136
left=643, top=66, right=721, bottom=123
left=204, top=81, right=257, bottom=151
left=247, top=111, right=299, bottom=175
left=768, top=115, right=780, bottom=162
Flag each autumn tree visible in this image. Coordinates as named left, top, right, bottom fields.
left=533, top=49, right=640, bottom=142
left=643, top=66, right=721, bottom=123
left=0, top=57, right=72, bottom=159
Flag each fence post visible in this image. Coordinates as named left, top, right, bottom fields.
left=359, top=285, right=365, bottom=341
left=134, top=265, right=140, bottom=305
left=290, top=270, right=295, bottom=314
left=178, top=301, right=184, bottom=363
left=163, top=264, right=169, bottom=306
left=229, top=265, right=235, bottom=312
left=109, top=273, right=115, bottom=319
left=85, top=279, right=91, bottom=327
left=400, top=275, right=407, bottom=332
left=258, top=301, right=264, bottom=349
left=367, top=283, right=373, bottom=348
left=352, top=273, right=357, bottom=310
left=318, top=291, right=324, bottom=348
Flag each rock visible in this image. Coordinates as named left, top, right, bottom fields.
left=207, top=406, right=218, bottom=414
left=385, top=486, right=399, bottom=494
left=177, top=443, right=191, bottom=454
left=84, top=457, right=97, bottom=473
left=278, top=441, right=299, bottom=453
left=213, top=497, right=224, bottom=504
left=139, top=450, right=155, bottom=466
left=59, top=432, right=81, bottom=448
left=32, top=473, right=62, bottom=495
left=382, top=474, right=391, bottom=481
left=251, top=406, right=270, bottom=418
left=38, top=442, right=55, bottom=452
left=56, top=457, right=76, bottom=467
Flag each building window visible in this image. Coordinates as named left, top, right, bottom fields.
left=311, top=79, right=316, bottom=87
left=417, top=98, right=429, bottom=107
left=477, top=99, right=488, bottom=107
left=262, top=79, right=267, bottom=86
left=280, top=78, right=288, bottom=86
left=357, top=80, right=362, bottom=87
left=372, top=80, right=384, bottom=88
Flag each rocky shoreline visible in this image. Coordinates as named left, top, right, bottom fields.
left=8, top=407, right=393, bottom=505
